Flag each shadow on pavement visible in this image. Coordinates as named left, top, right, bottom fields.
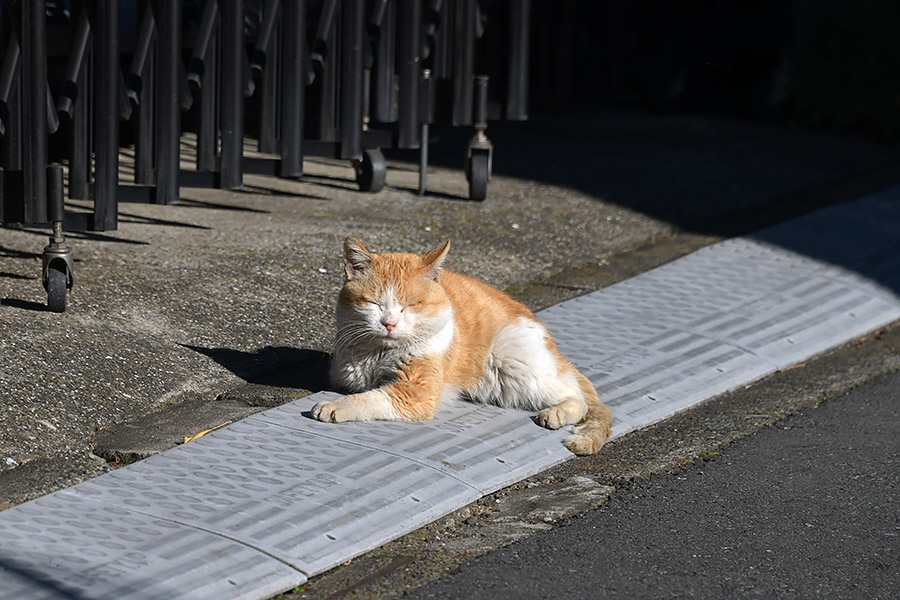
left=413, top=107, right=900, bottom=298
left=1, top=298, right=49, bottom=312
left=183, top=345, right=332, bottom=393
left=0, top=558, right=85, bottom=600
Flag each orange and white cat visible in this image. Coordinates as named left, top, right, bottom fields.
left=311, top=238, right=613, bottom=455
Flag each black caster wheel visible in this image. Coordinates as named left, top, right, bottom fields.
left=467, top=152, right=489, bottom=201
left=355, top=148, right=386, bottom=193
left=46, top=261, right=67, bottom=313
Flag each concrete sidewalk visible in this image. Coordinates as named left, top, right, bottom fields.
left=3, top=110, right=899, bottom=505
left=1, top=185, right=898, bottom=599
left=1, top=108, right=900, bottom=595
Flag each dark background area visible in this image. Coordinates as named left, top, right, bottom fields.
left=526, top=0, right=900, bottom=139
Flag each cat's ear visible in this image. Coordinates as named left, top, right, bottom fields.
left=421, top=240, right=450, bottom=280
left=344, top=237, right=373, bottom=280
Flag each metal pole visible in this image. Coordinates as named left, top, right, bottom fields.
left=311, top=0, right=340, bottom=71
left=56, top=9, right=89, bottom=120
left=197, top=22, right=218, bottom=173
left=0, top=31, right=22, bottom=173
left=473, top=74, right=488, bottom=130
left=218, top=0, right=244, bottom=190
left=126, top=3, right=155, bottom=107
left=155, top=0, right=181, bottom=204
left=452, top=0, right=475, bottom=127
left=422, top=0, right=443, bottom=58
left=47, top=165, right=65, bottom=223
left=0, top=28, right=19, bottom=110
left=257, top=0, right=279, bottom=155
left=93, top=0, right=119, bottom=230
left=279, top=0, right=305, bottom=178
left=0, top=60, right=21, bottom=223
left=135, top=50, right=155, bottom=185
left=506, top=0, right=530, bottom=120
left=134, top=1, right=155, bottom=185
left=188, top=0, right=218, bottom=90
left=418, top=69, right=431, bottom=196
left=317, top=9, right=337, bottom=142
left=397, top=0, right=421, bottom=148
left=371, top=0, right=394, bottom=122
left=251, top=0, right=280, bottom=74
left=432, top=0, right=451, bottom=80
left=69, top=22, right=90, bottom=200
left=340, top=0, right=364, bottom=160
left=22, top=0, right=48, bottom=224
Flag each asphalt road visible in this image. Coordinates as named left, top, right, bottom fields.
left=409, top=369, right=900, bottom=599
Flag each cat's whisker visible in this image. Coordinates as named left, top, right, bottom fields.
left=334, top=323, right=376, bottom=357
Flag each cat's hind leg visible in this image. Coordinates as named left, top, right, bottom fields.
left=563, top=372, right=613, bottom=455
left=481, top=318, right=590, bottom=428
left=483, top=318, right=612, bottom=455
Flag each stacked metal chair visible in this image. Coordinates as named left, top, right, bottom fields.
left=0, top=0, right=530, bottom=311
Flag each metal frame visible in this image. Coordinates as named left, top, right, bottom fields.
left=0, top=0, right=532, bottom=311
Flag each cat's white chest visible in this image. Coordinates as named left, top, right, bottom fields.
left=331, top=345, right=401, bottom=392
left=330, top=305, right=454, bottom=393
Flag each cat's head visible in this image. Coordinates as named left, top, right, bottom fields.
left=336, top=237, right=453, bottom=346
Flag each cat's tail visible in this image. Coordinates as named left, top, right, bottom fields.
left=565, top=372, right=613, bottom=455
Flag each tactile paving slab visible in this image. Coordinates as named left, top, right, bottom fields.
left=539, top=190, right=900, bottom=438
left=251, top=391, right=572, bottom=495
left=0, top=491, right=302, bottom=600
left=65, top=413, right=489, bottom=576
left=2, top=192, right=899, bottom=599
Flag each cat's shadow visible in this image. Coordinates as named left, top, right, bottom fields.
left=182, top=345, right=333, bottom=393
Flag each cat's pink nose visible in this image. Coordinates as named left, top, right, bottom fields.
left=382, top=316, right=399, bottom=332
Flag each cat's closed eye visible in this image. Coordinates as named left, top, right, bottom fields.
left=402, top=301, right=422, bottom=311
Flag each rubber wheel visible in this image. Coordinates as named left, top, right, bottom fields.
left=356, top=149, right=386, bottom=193
left=468, top=153, right=488, bottom=201
left=46, top=263, right=67, bottom=313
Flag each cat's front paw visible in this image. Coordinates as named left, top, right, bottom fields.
left=536, top=398, right=588, bottom=430
left=311, top=399, right=352, bottom=423
left=535, top=405, right=568, bottom=430
left=311, top=390, right=398, bottom=423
